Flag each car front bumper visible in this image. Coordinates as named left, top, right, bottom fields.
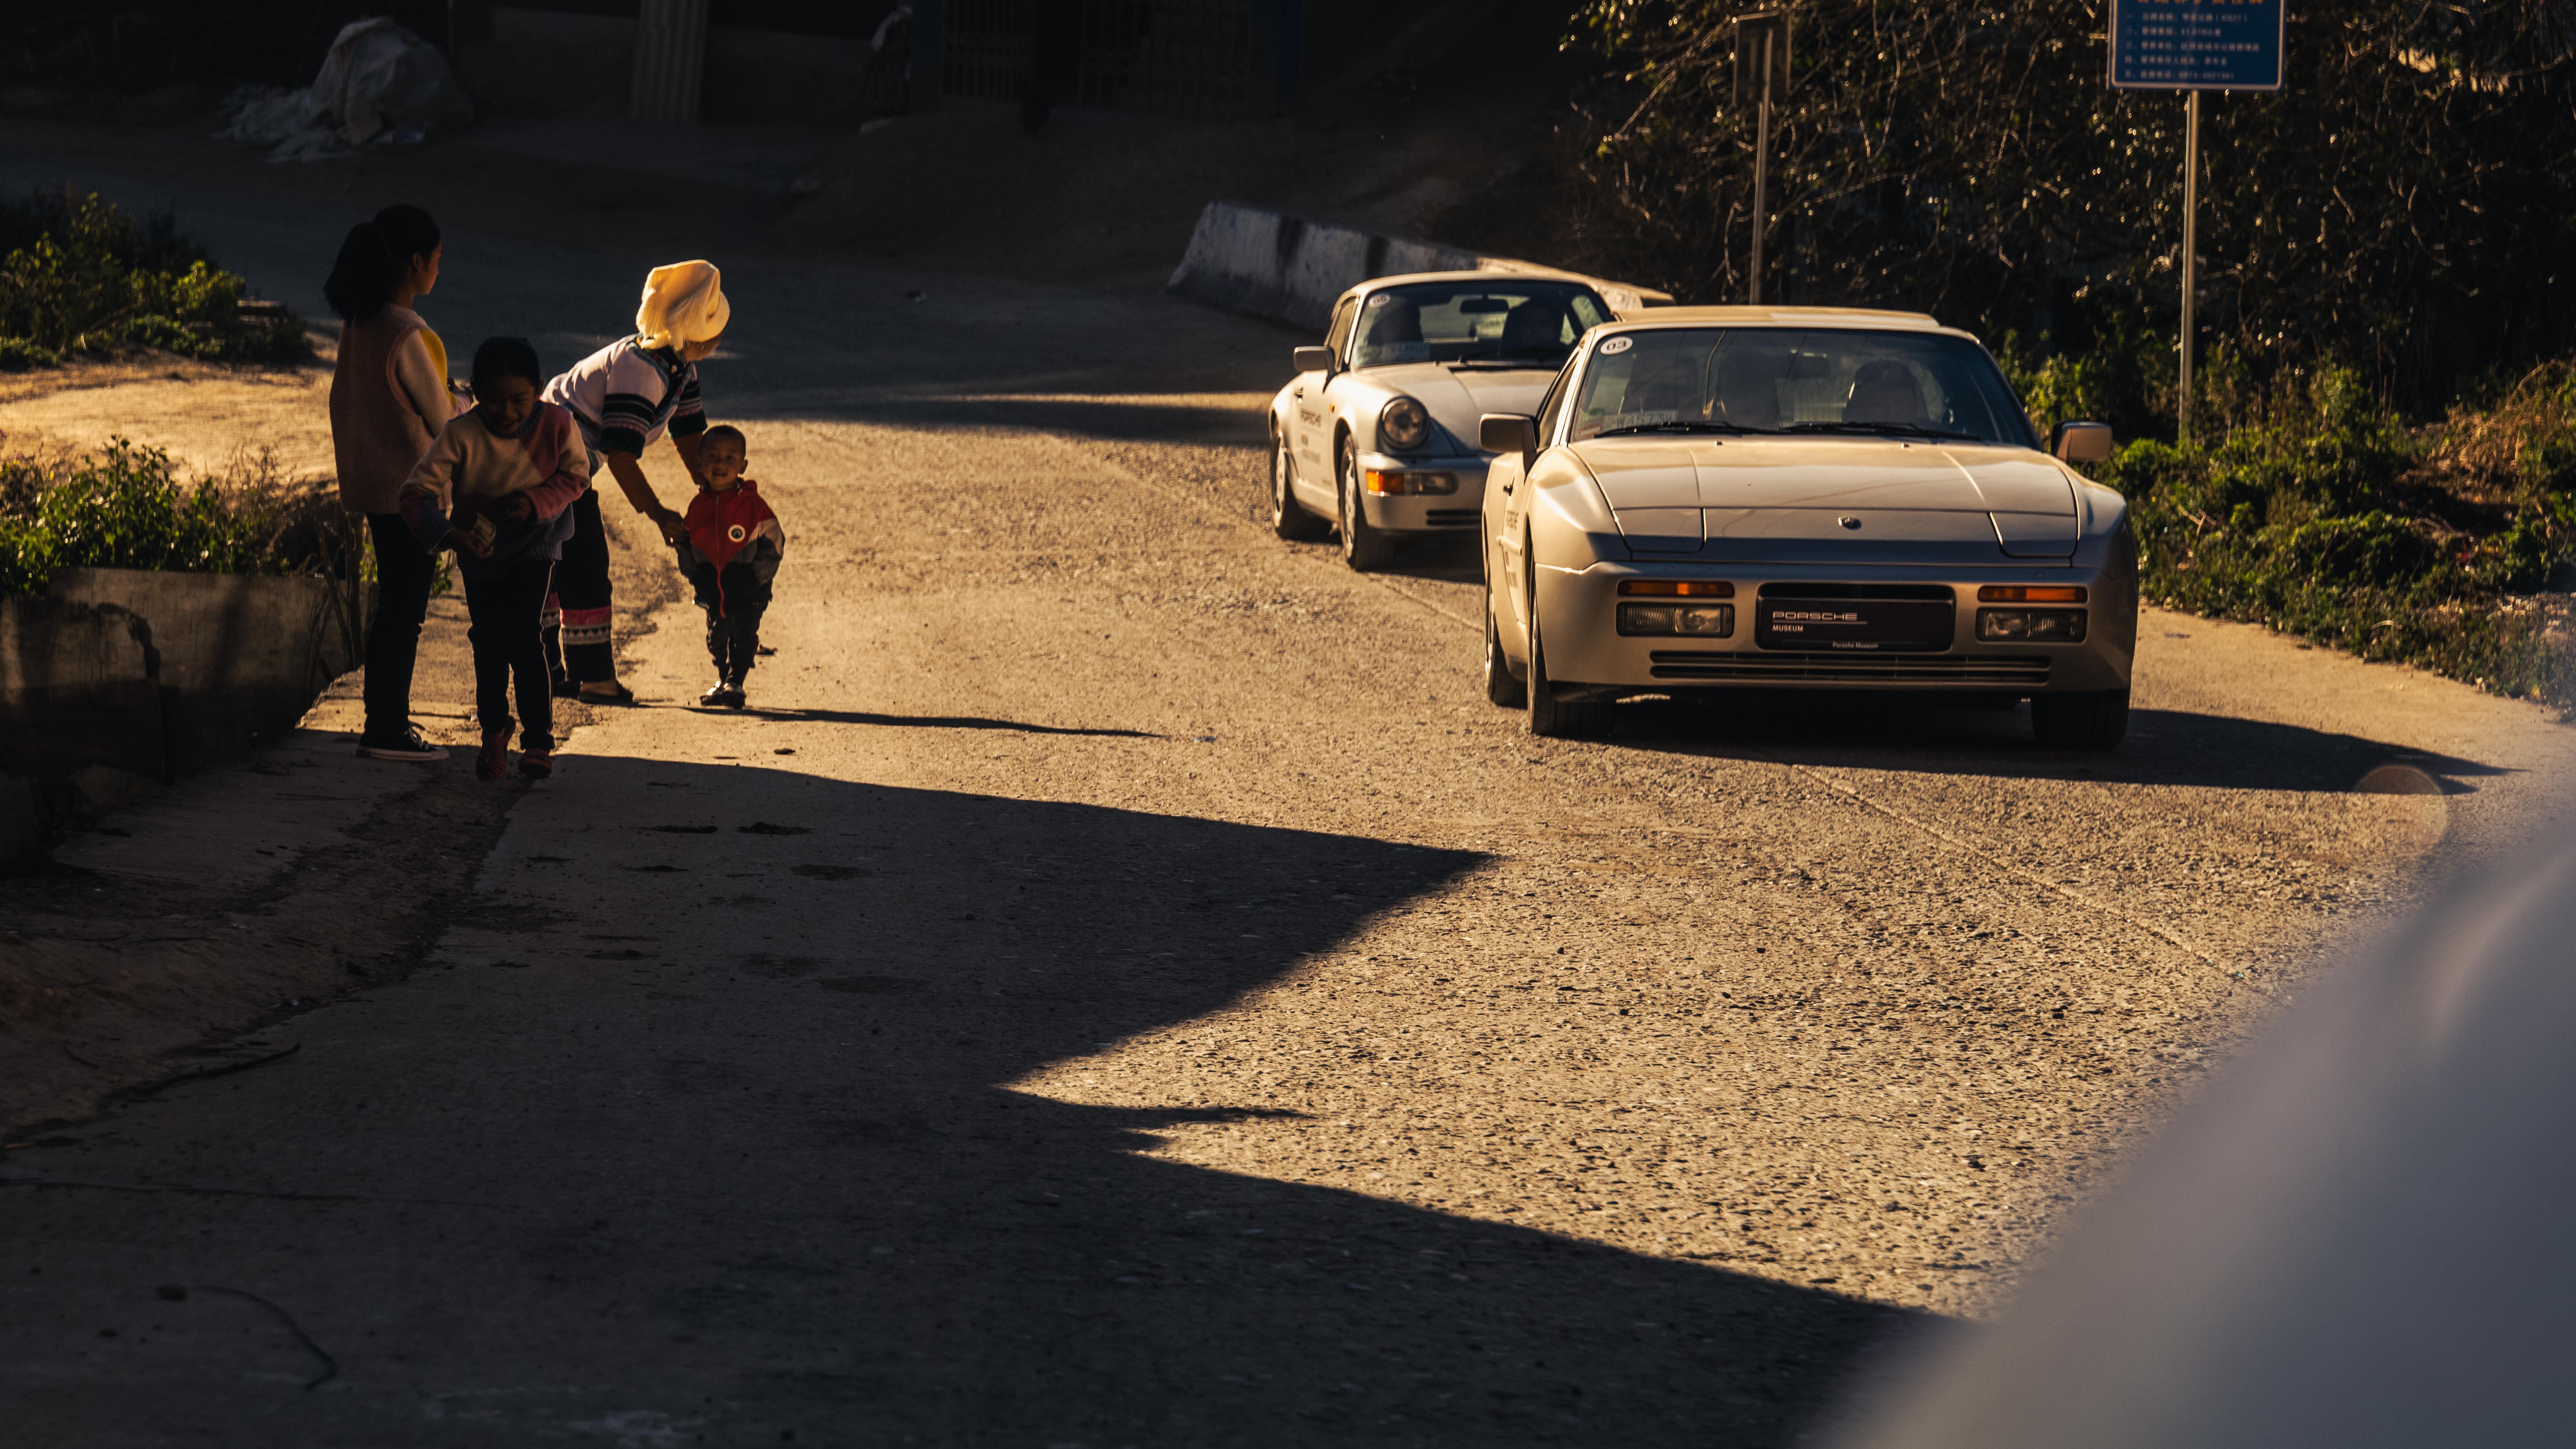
left=1355, top=454, right=1489, bottom=533
left=1536, top=559, right=2137, bottom=696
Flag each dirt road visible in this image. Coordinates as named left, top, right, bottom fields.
left=4, top=125, right=2572, bottom=1445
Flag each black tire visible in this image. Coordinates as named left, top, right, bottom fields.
left=1336, top=435, right=1397, bottom=571
left=1485, top=595, right=1526, bottom=708
left=1526, top=612, right=1611, bottom=740
left=1271, top=428, right=1329, bottom=541
left=2031, top=689, right=2129, bottom=750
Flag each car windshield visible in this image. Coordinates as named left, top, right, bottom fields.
left=1350, top=282, right=1611, bottom=370
left=1568, top=328, right=2037, bottom=448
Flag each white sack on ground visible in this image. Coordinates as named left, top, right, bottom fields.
left=218, top=18, right=473, bottom=163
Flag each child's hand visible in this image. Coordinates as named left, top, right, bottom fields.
left=444, top=527, right=492, bottom=559
left=503, top=495, right=534, bottom=522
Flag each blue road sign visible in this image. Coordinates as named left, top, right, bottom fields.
left=2110, top=0, right=2285, bottom=91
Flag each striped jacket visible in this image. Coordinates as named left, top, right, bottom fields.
left=541, top=336, right=706, bottom=458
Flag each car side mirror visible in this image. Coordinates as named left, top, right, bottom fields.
left=1480, top=413, right=1539, bottom=457
left=1292, top=346, right=1335, bottom=375
left=2053, top=421, right=2114, bottom=464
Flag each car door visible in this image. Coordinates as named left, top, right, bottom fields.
left=1495, top=361, right=1574, bottom=652
left=1295, top=297, right=1358, bottom=492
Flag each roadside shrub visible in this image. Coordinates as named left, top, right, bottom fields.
left=2090, top=360, right=2576, bottom=705
left=0, top=190, right=310, bottom=366
left=0, top=439, right=350, bottom=596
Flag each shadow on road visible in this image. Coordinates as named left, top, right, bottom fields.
left=1605, top=694, right=2507, bottom=794
left=699, top=704, right=1166, bottom=739
left=1, top=756, right=1913, bottom=1444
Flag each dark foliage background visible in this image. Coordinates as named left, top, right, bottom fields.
left=1563, top=1, right=2576, bottom=417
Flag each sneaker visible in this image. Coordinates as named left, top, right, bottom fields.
left=718, top=682, right=747, bottom=709
left=357, top=726, right=449, bottom=762
left=699, top=681, right=732, bottom=708
left=475, top=724, right=515, bottom=782
left=518, top=749, right=554, bottom=781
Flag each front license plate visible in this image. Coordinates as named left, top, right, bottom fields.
left=1756, top=599, right=1954, bottom=651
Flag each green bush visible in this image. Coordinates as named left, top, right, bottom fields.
left=0, top=439, right=350, bottom=597
left=0, top=190, right=309, bottom=366
left=2085, top=362, right=2576, bottom=705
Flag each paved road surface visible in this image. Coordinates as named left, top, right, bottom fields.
left=4, top=133, right=2572, bottom=1445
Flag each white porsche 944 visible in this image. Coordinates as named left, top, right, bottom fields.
left=1267, top=270, right=1617, bottom=570
left=1474, top=306, right=2135, bottom=747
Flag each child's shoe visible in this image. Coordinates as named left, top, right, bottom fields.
left=475, top=724, right=514, bottom=781
left=518, top=748, right=554, bottom=780
left=699, top=681, right=732, bottom=708
left=718, top=679, right=747, bottom=709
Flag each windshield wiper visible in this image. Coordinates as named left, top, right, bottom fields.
left=1594, top=421, right=1759, bottom=437
left=1446, top=348, right=1566, bottom=368
left=1781, top=421, right=1981, bottom=441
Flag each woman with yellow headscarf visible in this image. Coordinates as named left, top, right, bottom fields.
left=539, top=260, right=730, bottom=703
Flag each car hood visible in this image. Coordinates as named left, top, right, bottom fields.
left=1569, top=437, right=2078, bottom=562
left=1361, top=362, right=1556, bottom=453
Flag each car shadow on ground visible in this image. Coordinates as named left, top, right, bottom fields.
left=1, top=758, right=1917, bottom=1445
left=1602, top=693, right=2507, bottom=794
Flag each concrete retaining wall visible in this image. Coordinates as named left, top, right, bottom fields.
left=1165, top=200, right=1674, bottom=332
left=48, top=570, right=363, bottom=778
left=1, top=570, right=364, bottom=871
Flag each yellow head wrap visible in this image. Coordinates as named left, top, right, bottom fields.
left=635, top=260, right=730, bottom=352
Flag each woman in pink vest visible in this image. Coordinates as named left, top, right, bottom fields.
left=325, top=204, right=462, bottom=761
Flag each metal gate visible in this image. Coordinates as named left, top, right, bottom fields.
left=943, top=0, right=1277, bottom=120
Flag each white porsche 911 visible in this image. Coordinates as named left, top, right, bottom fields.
left=1474, top=306, right=2135, bottom=747
left=1268, top=270, right=1617, bottom=569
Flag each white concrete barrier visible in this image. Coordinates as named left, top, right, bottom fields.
left=1166, top=200, right=1672, bottom=331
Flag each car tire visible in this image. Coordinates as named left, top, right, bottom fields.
left=1337, top=436, right=1396, bottom=572
left=2031, top=689, right=2129, bottom=750
left=1526, top=613, right=1610, bottom=740
left=1484, top=595, right=1526, bottom=708
left=1271, top=429, right=1329, bottom=541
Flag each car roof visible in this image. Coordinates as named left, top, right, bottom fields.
left=1341, top=269, right=1612, bottom=300
left=1605, top=305, right=1974, bottom=338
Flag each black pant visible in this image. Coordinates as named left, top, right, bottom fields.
left=363, top=512, right=435, bottom=742
left=558, top=490, right=615, bottom=683
left=685, top=558, right=771, bottom=683
left=464, top=560, right=556, bottom=751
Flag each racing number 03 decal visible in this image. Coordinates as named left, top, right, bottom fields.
left=1599, top=336, right=1634, bottom=356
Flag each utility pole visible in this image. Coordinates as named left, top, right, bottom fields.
left=1734, top=13, right=1790, bottom=306
left=2179, top=90, right=2200, bottom=442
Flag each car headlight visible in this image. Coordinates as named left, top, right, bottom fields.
left=1379, top=397, right=1431, bottom=452
left=1976, top=608, right=2086, bottom=642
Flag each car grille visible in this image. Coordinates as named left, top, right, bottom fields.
left=1647, top=652, right=2050, bottom=684
left=1423, top=509, right=1480, bottom=527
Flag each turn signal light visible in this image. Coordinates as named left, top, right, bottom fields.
left=1364, top=470, right=1459, bottom=495
left=1979, top=585, right=2087, bottom=603
left=1618, top=580, right=1735, bottom=597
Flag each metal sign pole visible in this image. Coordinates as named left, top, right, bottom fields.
left=1751, top=32, right=1771, bottom=306
left=2109, top=1, right=2285, bottom=444
left=2179, top=89, right=2200, bottom=443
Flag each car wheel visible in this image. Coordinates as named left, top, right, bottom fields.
left=2031, top=689, right=2129, bottom=750
left=1484, top=594, right=1526, bottom=708
left=1271, top=428, right=1329, bottom=541
left=1337, top=436, right=1396, bottom=571
left=1526, top=612, right=1610, bottom=740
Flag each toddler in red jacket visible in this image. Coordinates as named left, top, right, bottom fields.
left=676, top=424, right=785, bottom=708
